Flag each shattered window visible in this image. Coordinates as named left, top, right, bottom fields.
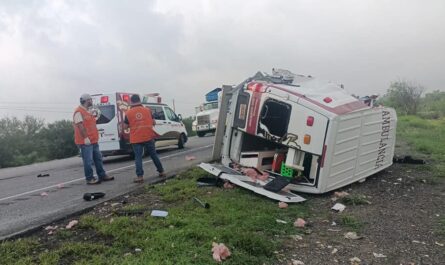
left=257, top=99, right=291, bottom=139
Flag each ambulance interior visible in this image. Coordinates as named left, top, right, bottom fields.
left=227, top=94, right=321, bottom=187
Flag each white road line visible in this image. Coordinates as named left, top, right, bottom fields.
left=0, top=144, right=213, bottom=203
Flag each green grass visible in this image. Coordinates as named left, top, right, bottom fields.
left=339, top=194, right=371, bottom=206
left=397, top=116, right=445, bottom=178
left=339, top=215, right=364, bottom=232
left=0, top=168, right=309, bottom=265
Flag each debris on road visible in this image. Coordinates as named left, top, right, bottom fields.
left=211, top=242, right=231, bottom=262
left=276, top=219, right=288, bottom=224
left=291, top=260, right=305, bottom=265
left=37, top=173, right=50, bottom=178
left=278, top=202, right=288, bottom=209
left=344, top=232, right=361, bottom=240
left=331, top=248, right=338, bottom=254
left=332, top=191, right=350, bottom=201
left=83, top=192, right=105, bottom=201
left=40, top=192, right=48, bottom=197
left=293, top=218, right=306, bottom=228
left=185, top=155, right=196, bottom=161
left=331, top=203, right=346, bottom=212
left=435, top=242, right=444, bottom=247
left=193, top=197, right=210, bottom=209
left=44, top=225, right=58, bottom=231
left=393, top=155, right=426, bottom=164
left=151, top=210, right=168, bottom=217
left=66, top=220, right=78, bottom=229
left=197, top=177, right=224, bottom=187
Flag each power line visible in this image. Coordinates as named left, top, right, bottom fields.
left=0, top=107, right=72, bottom=114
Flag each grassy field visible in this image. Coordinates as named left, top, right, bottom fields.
left=396, top=116, right=445, bottom=177
left=0, top=168, right=310, bottom=265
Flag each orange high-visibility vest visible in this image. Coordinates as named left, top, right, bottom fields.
left=73, top=106, right=99, bottom=145
left=126, top=105, right=158, bottom=144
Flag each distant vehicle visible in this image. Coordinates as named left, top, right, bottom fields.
left=91, top=93, right=188, bottom=157
left=192, top=88, right=221, bottom=137
left=201, top=69, right=397, bottom=202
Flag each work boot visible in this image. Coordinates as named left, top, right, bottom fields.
left=102, top=175, right=115, bottom=181
left=86, top=178, right=101, bottom=185
left=133, top=176, right=144, bottom=183
left=159, top=172, right=166, bottom=178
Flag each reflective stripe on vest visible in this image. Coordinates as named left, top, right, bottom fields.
left=126, top=105, right=158, bottom=144
left=73, top=106, right=99, bottom=145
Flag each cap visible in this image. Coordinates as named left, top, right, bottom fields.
left=80, top=93, right=92, bottom=103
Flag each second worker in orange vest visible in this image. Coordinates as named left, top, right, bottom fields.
left=124, top=94, right=166, bottom=183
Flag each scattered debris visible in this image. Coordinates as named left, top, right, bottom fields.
left=291, top=260, right=304, bottom=265
left=293, top=218, right=306, bottom=228
left=40, top=192, right=48, bottom=197
left=193, top=197, right=210, bottom=209
left=197, top=177, right=224, bottom=187
left=211, top=242, right=231, bottom=262
left=331, top=248, right=338, bottom=254
left=151, top=210, right=168, bottom=218
left=185, top=155, right=196, bottom=161
left=435, top=242, right=444, bottom=247
left=135, top=248, right=142, bottom=252
left=278, top=202, right=288, bottom=209
left=344, top=232, right=361, bottom=240
left=291, top=235, right=303, bottom=241
left=83, top=192, right=105, bottom=201
left=241, top=167, right=269, bottom=182
left=412, top=240, right=426, bottom=245
left=66, top=220, right=78, bottom=229
left=56, top=183, right=64, bottom=189
left=373, top=252, right=387, bottom=258
left=396, top=178, right=402, bottom=182
left=334, top=191, right=350, bottom=199
left=223, top=182, right=235, bottom=189
left=37, top=173, right=50, bottom=178
left=393, top=155, right=426, bottom=164
left=276, top=219, right=288, bottom=224
left=331, top=221, right=337, bottom=226
left=110, top=203, right=121, bottom=207
left=349, top=257, right=361, bottom=264
left=45, top=225, right=58, bottom=231
left=331, top=203, right=346, bottom=212
left=114, top=209, right=146, bottom=216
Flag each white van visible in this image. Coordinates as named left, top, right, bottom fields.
left=91, top=92, right=188, bottom=157
left=200, top=69, right=397, bottom=202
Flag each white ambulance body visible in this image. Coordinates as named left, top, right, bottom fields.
left=200, top=69, right=397, bottom=202
left=91, top=92, right=188, bottom=157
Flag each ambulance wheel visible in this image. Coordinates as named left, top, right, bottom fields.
left=178, top=133, right=186, bottom=149
left=197, top=131, right=206, bottom=137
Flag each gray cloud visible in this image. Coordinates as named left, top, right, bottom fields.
left=0, top=0, right=444, bottom=121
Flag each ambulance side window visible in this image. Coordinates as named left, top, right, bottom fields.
left=148, top=106, right=166, bottom=120
left=96, top=105, right=115, bottom=124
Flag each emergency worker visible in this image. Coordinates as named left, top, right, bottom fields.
left=124, top=94, right=166, bottom=183
left=73, top=93, right=114, bottom=184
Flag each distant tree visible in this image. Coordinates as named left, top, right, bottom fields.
left=39, top=120, right=78, bottom=159
left=383, top=80, right=425, bottom=115
left=182, top=116, right=197, bottom=137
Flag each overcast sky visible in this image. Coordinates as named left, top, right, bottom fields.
left=0, top=0, right=444, bottom=122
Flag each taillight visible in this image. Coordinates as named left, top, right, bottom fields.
left=100, top=96, right=109, bottom=103
left=323, top=97, right=332, bottom=103
left=122, top=94, right=130, bottom=102
left=304, top=134, right=311, bottom=144
left=307, top=116, right=314, bottom=126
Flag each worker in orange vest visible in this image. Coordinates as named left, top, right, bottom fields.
left=73, top=94, right=114, bottom=185
left=124, top=94, right=166, bottom=183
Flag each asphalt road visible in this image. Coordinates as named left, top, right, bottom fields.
left=0, top=136, right=215, bottom=240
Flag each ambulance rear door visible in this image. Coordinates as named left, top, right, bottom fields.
left=92, top=93, right=120, bottom=152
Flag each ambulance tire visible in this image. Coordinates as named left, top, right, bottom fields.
left=178, top=133, right=186, bottom=149
left=197, top=131, right=206, bottom=137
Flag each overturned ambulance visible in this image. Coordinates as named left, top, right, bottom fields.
left=200, top=69, right=397, bottom=202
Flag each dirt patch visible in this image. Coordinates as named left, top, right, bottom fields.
left=279, top=163, right=445, bottom=265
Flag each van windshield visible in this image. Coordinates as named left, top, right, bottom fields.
left=96, top=105, right=115, bottom=124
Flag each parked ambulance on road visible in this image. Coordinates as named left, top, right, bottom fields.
left=91, top=92, right=188, bottom=157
